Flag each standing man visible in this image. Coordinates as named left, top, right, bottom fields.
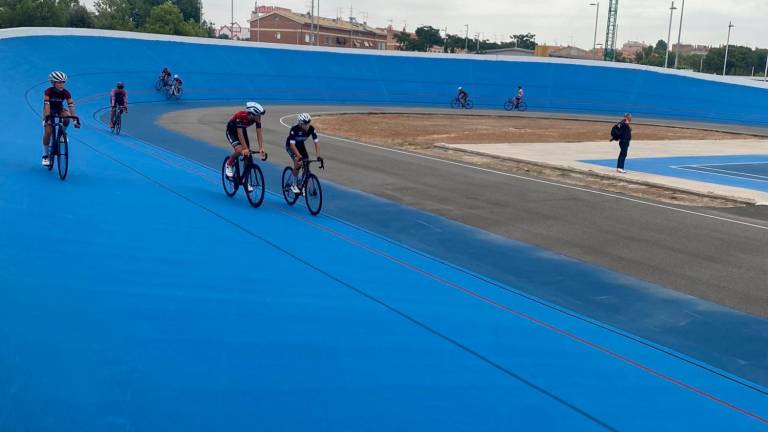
left=612, top=113, right=632, bottom=173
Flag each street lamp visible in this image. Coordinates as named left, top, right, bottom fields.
left=673, top=0, right=685, bottom=68
left=664, top=1, right=677, bottom=69
left=464, top=24, right=469, bottom=52
left=589, top=2, right=599, bottom=60
left=723, top=21, right=734, bottom=76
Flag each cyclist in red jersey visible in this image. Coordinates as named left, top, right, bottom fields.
left=42, top=71, right=79, bottom=167
left=109, top=82, right=128, bottom=129
left=160, top=67, right=171, bottom=86
left=224, top=102, right=266, bottom=179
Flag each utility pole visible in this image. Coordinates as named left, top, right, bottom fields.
left=664, top=1, right=676, bottom=69
left=475, top=32, right=480, bottom=53
left=590, top=2, right=599, bottom=60
left=316, top=0, right=320, bottom=45
left=764, top=54, right=768, bottom=82
left=673, top=0, right=684, bottom=68
left=230, top=0, right=234, bottom=32
left=464, top=24, right=469, bottom=52
left=723, top=21, right=734, bottom=76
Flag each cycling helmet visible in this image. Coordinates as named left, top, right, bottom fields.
left=245, top=101, right=265, bottom=116
left=457, top=86, right=463, bottom=91
left=116, top=82, right=124, bottom=89
left=174, top=74, right=179, bottom=79
left=297, top=113, right=312, bottom=124
left=49, top=71, right=67, bottom=83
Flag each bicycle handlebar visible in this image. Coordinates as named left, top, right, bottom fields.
left=46, top=115, right=80, bottom=122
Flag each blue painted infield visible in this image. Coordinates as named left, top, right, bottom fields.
left=583, top=155, right=768, bottom=192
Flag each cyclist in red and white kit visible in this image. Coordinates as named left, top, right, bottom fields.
left=109, top=82, right=128, bottom=129
left=42, top=71, right=80, bottom=167
left=515, top=85, right=524, bottom=109
left=224, top=102, right=266, bottom=179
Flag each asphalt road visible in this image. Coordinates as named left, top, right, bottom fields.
left=150, top=104, right=768, bottom=318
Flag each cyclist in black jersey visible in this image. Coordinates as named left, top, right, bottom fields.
left=285, top=113, right=321, bottom=194
left=42, top=71, right=80, bottom=166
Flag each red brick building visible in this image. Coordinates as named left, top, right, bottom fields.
left=249, top=8, right=388, bottom=50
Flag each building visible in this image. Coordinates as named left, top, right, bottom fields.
left=216, top=22, right=250, bottom=40
left=534, top=44, right=563, bottom=57
left=248, top=6, right=388, bottom=50
left=547, top=46, right=593, bottom=60
left=672, top=43, right=710, bottom=56
left=620, top=41, right=648, bottom=59
left=481, top=47, right=534, bottom=57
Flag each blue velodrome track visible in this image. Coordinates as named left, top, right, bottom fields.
left=2, top=29, right=768, bottom=430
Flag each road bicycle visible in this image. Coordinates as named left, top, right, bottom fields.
left=44, top=114, right=79, bottom=181
left=281, top=158, right=325, bottom=216
left=504, top=98, right=528, bottom=112
left=111, top=106, right=126, bottom=135
left=221, top=151, right=268, bottom=208
left=450, top=97, right=474, bottom=109
left=165, top=83, right=183, bottom=100
left=154, top=76, right=170, bottom=91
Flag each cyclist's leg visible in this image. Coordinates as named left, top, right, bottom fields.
left=109, top=105, right=116, bottom=127
left=226, top=127, right=246, bottom=165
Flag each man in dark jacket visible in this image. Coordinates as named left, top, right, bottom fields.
left=613, top=113, right=632, bottom=173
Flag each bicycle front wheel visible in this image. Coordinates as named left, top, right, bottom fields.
left=464, top=100, right=474, bottom=109
left=115, top=112, right=122, bottom=135
left=503, top=100, right=514, bottom=111
left=304, top=173, right=323, bottom=216
left=221, top=157, right=238, bottom=197
left=57, top=133, right=69, bottom=180
left=245, top=163, right=265, bottom=208
left=450, top=98, right=460, bottom=109
left=281, top=166, right=300, bottom=205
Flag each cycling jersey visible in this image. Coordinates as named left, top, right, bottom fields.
left=173, top=78, right=183, bottom=86
left=458, top=90, right=468, bottom=99
left=45, top=87, right=72, bottom=113
left=516, top=89, right=524, bottom=99
left=111, top=89, right=128, bottom=106
left=226, top=111, right=261, bottom=148
left=285, top=124, right=318, bottom=160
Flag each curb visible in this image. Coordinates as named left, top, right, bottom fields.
left=434, top=143, right=763, bottom=207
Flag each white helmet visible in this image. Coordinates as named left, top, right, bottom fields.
left=245, top=101, right=265, bottom=116
left=49, top=71, right=67, bottom=83
left=457, top=86, right=463, bottom=91
left=297, top=113, right=312, bottom=124
left=174, top=74, right=179, bottom=79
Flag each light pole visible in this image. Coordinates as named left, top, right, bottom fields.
left=464, top=24, right=469, bottom=52
left=723, top=21, right=734, bottom=75
left=673, top=0, right=685, bottom=68
left=664, top=1, right=677, bottom=69
left=475, top=32, right=480, bottom=53
left=589, top=2, right=599, bottom=60
left=764, top=54, right=768, bottom=82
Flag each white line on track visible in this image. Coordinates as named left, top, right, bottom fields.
left=279, top=113, right=768, bottom=231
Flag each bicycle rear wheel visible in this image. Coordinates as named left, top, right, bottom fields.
left=57, top=133, right=69, bottom=180
left=518, top=101, right=528, bottom=112
left=154, top=79, right=164, bottom=91
left=464, top=100, right=474, bottom=109
left=115, top=112, right=122, bottom=135
left=245, top=163, right=265, bottom=208
left=221, top=157, right=239, bottom=197
left=503, top=100, right=514, bottom=111
left=304, top=173, right=323, bottom=216
left=281, top=166, right=300, bottom=205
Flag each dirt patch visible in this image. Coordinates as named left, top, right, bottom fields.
left=313, top=114, right=754, bottom=208
left=313, top=114, right=756, bottom=148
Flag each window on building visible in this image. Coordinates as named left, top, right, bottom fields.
left=305, top=34, right=310, bottom=43
left=275, top=32, right=281, bottom=40
left=379, top=42, right=385, bottom=50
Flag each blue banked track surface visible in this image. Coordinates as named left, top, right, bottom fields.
left=1, top=30, right=767, bottom=431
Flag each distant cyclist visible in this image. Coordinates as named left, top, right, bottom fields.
left=457, top=86, right=469, bottom=106
left=515, top=85, right=524, bottom=109
left=159, top=67, right=171, bottom=86
left=170, top=74, right=183, bottom=96
left=285, top=113, right=321, bottom=194
left=42, top=71, right=79, bottom=167
left=109, top=82, right=128, bottom=129
left=224, top=102, right=266, bottom=179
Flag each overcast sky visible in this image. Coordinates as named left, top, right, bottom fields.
left=197, top=0, right=767, bottom=49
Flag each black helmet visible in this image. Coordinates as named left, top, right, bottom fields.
left=116, top=82, right=124, bottom=89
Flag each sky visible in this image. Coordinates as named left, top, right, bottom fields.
left=196, top=0, right=768, bottom=49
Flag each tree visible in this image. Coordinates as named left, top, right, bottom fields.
left=141, top=1, right=209, bottom=36
left=94, top=0, right=134, bottom=30
left=511, top=33, right=536, bottom=50
left=68, top=3, right=93, bottom=27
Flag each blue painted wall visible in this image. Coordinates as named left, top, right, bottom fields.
left=2, top=31, right=768, bottom=125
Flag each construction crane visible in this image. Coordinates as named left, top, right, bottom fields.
left=603, top=0, right=619, bottom=61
